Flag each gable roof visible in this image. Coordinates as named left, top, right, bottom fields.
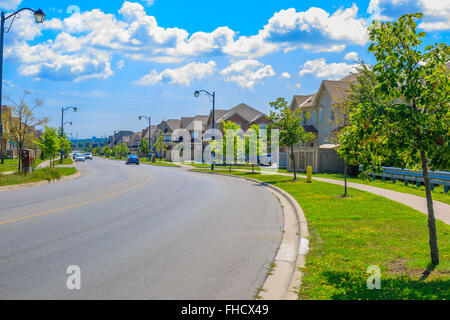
left=165, top=119, right=182, bottom=131
left=216, top=103, right=265, bottom=124
left=184, top=115, right=208, bottom=131
left=321, top=79, right=352, bottom=103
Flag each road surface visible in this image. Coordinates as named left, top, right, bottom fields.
left=0, top=158, right=283, bottom=299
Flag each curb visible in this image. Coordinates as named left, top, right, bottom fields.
left=190, top=170, right=309, bottom=300
left=0, top=170, right=82, bottom=193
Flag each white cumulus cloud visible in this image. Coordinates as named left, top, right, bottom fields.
left=299, top=58, right=358, bottom=80
left=221, top=59, right=275, bottom=89
left=135, top=61, right=216, bottom=86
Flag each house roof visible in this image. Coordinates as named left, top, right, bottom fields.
left=165, top=119, right=182, bottom=131
left=321, top=80, right=352, bottom=103
left=216, top=103, right=265, bottom=124
left=180, top=117, right=194, bottom=128
left=142, top=125, right=158, bottom=139
left=184, top=115, right=208, bottom=131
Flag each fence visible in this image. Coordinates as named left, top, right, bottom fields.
left=366, top=166, right=450, bottom=193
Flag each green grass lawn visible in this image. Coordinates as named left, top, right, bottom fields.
left=192, top=169, right=450, bottom=300
left=0, top=159, right=19, bottom=173
left=314, top=173, right=450, bottom=205
left=141, top=160, right=180, bottom=167
left=55, top=158, right=74, bottom=166
left=186, top=162, right=289, bottom=173
left=0, top=167, right=77, bottom=187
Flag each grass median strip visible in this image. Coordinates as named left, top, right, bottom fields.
left=192, top=169, right=450, bottom=300
left=0, top=167, right=77, bottom=187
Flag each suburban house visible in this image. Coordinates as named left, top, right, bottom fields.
left=156, top=119, right=182, bottom=160
left=127, top=132, right=142, bottom=154
left=287, top=75, right=357, bottom=173
left=207, top=103, right=271, bottom=133
left=183, top=115, right=209, bottom=161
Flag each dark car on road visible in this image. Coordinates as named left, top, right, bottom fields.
left=126, top=155, right=140, bottom=165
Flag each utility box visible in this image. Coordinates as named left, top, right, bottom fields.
left=21, top=149, right=35, bottom=173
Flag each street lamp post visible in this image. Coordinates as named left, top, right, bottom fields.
left=0, top=8, right=45, bottom=164
left=139, top=115, right=152, bottom=161
left=61, top=106, right=77, bottom=162
left=194, top=90, right=215, bottom=171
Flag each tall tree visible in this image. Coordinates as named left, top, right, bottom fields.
left=340, top=13, right=449, bottom=266
left=4, top=91, right=47, bottom=171
left=334, top=63, right=381, bottom=197
left=269, top=97, right=315, bottom=180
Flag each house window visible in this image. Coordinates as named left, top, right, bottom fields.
left=312, top=111, right=316, bottom=123
left=319, top=108, right=323, bottom=123
left=330, top=107, right=335, bottom=121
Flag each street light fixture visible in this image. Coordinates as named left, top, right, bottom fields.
left=61, top=106, right=77, bottom=162
left=0, top=7, right=46, bottom=163
left=139, top=115, right=152, bottom=161
left=194, top=89, right=216, bottom=171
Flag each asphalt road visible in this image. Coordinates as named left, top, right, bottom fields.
left=0, top=158, right=283, bottom=299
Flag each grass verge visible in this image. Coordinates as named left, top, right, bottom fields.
left=314, top=173, right=450, bottom=205
left=192, top=169, right=450, bottom=300
left=0, top=167, right=77, bottom=187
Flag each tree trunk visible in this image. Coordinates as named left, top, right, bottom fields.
left=291, top=145, right=297, bottom=181
left=420, top=151, right=439, bottom=266
left=18, top=146, right=22, bottom=172
left=344, top=161, right=348, bottom=198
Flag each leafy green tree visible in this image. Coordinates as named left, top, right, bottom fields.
left=113, top=145, right=121, bottom=158
left=119, top=143, right=130, bottom=158
left=138, top=138, right=149, bottom=157
left=36, top=127, right=59, bottom=167
left=334, top=63, right=382, bottom=197
left=102, top=145, right=112, bottom=157
left=246, top=124, right=265, bottom=173
left=339, top=13, right=449, bottom=266
left=58, top=134, right=72, bottom=162
left=269, top=97, right=315, bottom=180
left=154, top=132, right=168, bottom=161
left=92, top=146, right=101, bottom=156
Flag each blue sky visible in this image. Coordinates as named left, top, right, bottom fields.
left=1, top=0, right=448, bottom=138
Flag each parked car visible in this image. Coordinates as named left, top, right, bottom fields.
left=259, top=154, right=272, bottom=166
left=126, top=155, right=140, bottom=165
left=74, top=154, right=86, bottom=162
left=72, top=153, right=78, bottom=160
left=84, top=153, right=93, bottom=160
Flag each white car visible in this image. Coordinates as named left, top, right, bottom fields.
left=74, top=155, right=86, bottom=162
left=84, top=153, right=93, bottom=160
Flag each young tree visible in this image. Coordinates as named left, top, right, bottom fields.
left=58, top=134, right=72, bottom=160
left=102, top=145, right=112, bottom=157
left=154, top=132, right=168, bottom=161
left=269, top=97, right=315, bottom=180
left=340, top=13, right=449, bottom=266
left=4, top=91, right=47, bottom=171
left=221, top=121, right=243, bottom=171
left=138, top=137, right=149, bottom=157
left=246, top=124, right=264, bottom=174
left=119, top=143, right=130, bottom=158
left=113, top=145, right=121, bottom=158
left=36, top=127, right=59, bottom=167
left=334, top=63, right=381, bottom=197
